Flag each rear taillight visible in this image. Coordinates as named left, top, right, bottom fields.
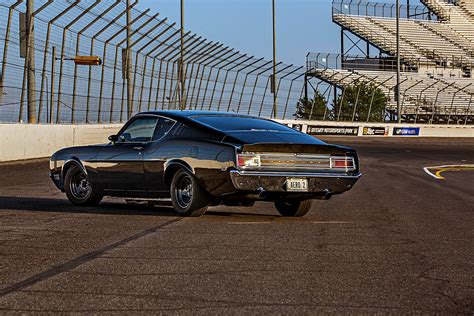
left=330, top=156, right=355, bottom=170
left=237, top=154, right=261, bottom=169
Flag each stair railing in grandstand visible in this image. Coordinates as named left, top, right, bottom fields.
left=419, top=0, right=451, bottom=20
left=306, top=53, right=422, bottom=73
left=333, top=0, right=433, bottom=20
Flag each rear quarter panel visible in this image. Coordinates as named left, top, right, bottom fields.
left=144, top=138, right=238, bottom=196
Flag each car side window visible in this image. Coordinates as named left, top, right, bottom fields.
left=118, top=117, right=159, bottom=143
left=152, top=118, right=175, bottom=141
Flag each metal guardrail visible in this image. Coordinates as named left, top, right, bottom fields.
left=332, top=0, right=435, bottom=20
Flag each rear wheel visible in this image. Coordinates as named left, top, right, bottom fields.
left=274, top=199, right=312, bottom=217
left=170, top=169, right=208, bottom=217
left=64, top=164, right=103, bottom=206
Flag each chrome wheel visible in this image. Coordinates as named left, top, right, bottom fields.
left=69, top=172, right=91, bottom=200
left=175, top=174, right=193, bottom=209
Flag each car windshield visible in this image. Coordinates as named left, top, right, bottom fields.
left=193, top=115, right=297, bottom=133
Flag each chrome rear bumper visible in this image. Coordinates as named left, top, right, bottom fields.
left=229, top=170, right=361, bottom=194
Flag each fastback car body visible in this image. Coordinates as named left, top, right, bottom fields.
left=50, top=111, right=361, bottom=217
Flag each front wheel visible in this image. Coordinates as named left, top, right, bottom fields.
left=170, top=169, right=208, bottom=217
left=64, top=164, right=103, bottom=206
left=274, top=199, right=312, bottom=217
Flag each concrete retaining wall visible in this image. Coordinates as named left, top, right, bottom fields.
left=1, top=121, right=473, bottom=162
left=0, top=124, right=121, bottom=162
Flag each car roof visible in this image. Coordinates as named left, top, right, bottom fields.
left=137, top=110, right=261, bottom=121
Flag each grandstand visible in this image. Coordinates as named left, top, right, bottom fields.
left=307, top=0, right=474, bottom=124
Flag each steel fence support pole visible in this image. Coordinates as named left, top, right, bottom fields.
left=259, top=65, right=295, bottom=117
left=162, top=61, right=170, bottom=109
left=182, top=43, right=218, bottom=106
left=200, top=51, right=241, bottom=109
left=0, top=0, right=23, bottom=102
left=99, top=9, right=151, bottom=122
left=247, top=62, right=280, bottom=115
left=128, top=14, right=163, bottom=104
left=57, top=0, right=100, bottom=123
left=352, top=85, right=362, bottom=121
left=414, top=81, right=437, bottom=123
left=70, top=0, right=117, bottom=123
left=206, top=54, right=247, bottom=110
left=114, top=12, right=158, bottom=120
left=25, top=0, right=36, bottom=123
left=138, top=56, right=148, bottom=112
left=222, top=56, right=262, bottom=113
left=448, top=83, right=471, bottom=125
left=168, top=61, right=177, bottom=109
left=282, top=73, right=304, bottom=119
left=189, top=46, right=228, bottom=107
left=147, top=58, right=157, bottom=111
left=192, top=48, right=234, bottom=109
left=85, top=1, right=137, bottom=123
left=155, top=61, right=163, bottom=110
left=367, top=77, right=391, bottom=122
left=235, top=57, right=265, bottom=112
left=464, top=94, right=472, bottom=125
left=50, top=46, right=56, bottom=124
left=258, top=77, right=271, bottom=116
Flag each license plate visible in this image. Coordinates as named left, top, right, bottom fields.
left=286, top=178, right=308, bottom=192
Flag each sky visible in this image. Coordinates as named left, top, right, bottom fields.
left=136, top=0, right=341, bottom=67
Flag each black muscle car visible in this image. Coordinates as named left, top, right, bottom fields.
left=50, top=111, right=360, bottom=217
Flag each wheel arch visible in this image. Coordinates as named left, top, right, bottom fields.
left=61, top=158, right=87, bottom=181
left=163, top=160, right=194, bottom=189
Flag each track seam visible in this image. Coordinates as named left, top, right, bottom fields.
left=0, top=218, right=183, bottom=297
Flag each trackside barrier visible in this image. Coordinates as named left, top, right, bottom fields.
left=0, top=121, right=473, bottom=162
left=0, top=124, right=121, bottom=162
left=276, top=120, right=474, bottom=138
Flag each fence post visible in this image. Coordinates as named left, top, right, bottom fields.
left=0, top=1, right=23, bottom=104
left=86, top=0, right=138, bottom=123
left=57, top=0, right=101, bottom=123
left=71, top=0, right=119, bottom=123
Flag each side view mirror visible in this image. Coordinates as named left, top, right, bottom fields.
left=108, top=134, right=119, bottom=143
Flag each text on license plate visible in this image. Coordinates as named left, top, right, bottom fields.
left=286, top=178, right=309, bottom=192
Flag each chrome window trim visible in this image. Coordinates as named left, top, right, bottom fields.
left=114, top=114, right=177, bottom=145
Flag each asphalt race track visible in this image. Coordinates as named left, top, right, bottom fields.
left=0, top=137, right=473, bottom=313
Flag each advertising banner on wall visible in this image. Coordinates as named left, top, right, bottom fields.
left=363, top=127, right=389, bottom=136
left=307, top=126, right=359, bottom=136
left=393, top=127, right=420, bottom=136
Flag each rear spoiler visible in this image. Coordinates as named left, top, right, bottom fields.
left=240, top=143, right=356, bottom=155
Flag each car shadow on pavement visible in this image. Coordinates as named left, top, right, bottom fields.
left=0, top=196, right=177, bottom=217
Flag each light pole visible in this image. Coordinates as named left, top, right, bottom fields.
left=272, top=0, right=277, bottom=118
left=180, top=0, right=185, bottom=110
left=396, top=0, right=401, bottom=123
left=126, top=0, right=132, bottom=120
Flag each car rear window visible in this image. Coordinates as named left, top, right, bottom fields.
left=192, top=115, right=297, bottom=133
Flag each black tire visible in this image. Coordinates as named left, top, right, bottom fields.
left=274, top=199, right=313, bottom=217
left=64, top=164, right=103, bottom=206
left=170, top=169, right=208, bottom=217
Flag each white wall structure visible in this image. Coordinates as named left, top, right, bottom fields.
left=0, top=124, right=121, bottom=162
left=0, top=122, right=473, bottom=162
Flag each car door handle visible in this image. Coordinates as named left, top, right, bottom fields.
left=133, top=146, right=144, bottom=151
